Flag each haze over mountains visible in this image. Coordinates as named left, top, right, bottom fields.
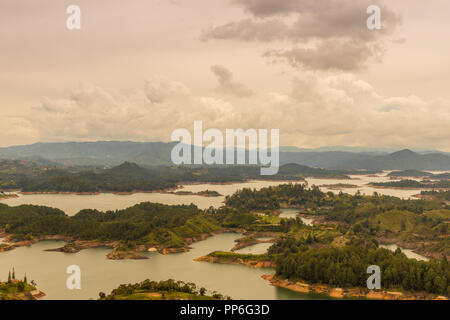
left=0, top=141, right=449, bottom=170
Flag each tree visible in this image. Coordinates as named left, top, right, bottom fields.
left=199, top=287, right=206, bottom=296
left=24, top=273, right=27, bottom=283
left=8, top=271, right=11, bottom=283
left=12, top=267, right=15, bottom=279
left=400, top=219, right=406, bottom=231
left=17, top=282, right=25, bottom=292
left=99, top=292, right=106, bottom=299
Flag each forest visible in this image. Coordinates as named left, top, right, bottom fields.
left=0, top=202, right=220, bottom=248
left=274, top=243, right=449, bottom=296
left=225, top=183, right=327, bottom=211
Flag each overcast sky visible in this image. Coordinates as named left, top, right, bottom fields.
left=1, top=0, right=449, bottom=151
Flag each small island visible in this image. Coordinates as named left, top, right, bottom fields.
left=0, top=192, right=18, bottom=200
left=370, top=179, right=450, bottom=190
left=194, top=251, right=274, bottom=268
left=319, top=183, right=359, bottom=190
left=171, top=190, right=222, bottom=197
left=0, top=268, right=45, bottom=300
left=98, top=279, right=230, bottom=300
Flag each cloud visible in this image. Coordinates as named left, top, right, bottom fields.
left=264, top=39, right=384, bottom=71
left=202, top=19, right=289, bottom=42
left=211, top=65, right=253, bottom=97
left=202, top=0, right=402, bottom=71
left=145, top=75, right=191, bottom=103
left=254, top=73, right=450, bottom=149
left=26, top=80, right=235, bottom=142
left=12, top=73, right=448, bottom=151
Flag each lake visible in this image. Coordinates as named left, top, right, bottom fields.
left=0, top=173, right=429, bottom=215
left=0, top=174, right=437, bottom=300
left=379, top=244, right=429, bottom=261
left=0, top=233, right=329, bottom=300
left=279, top=209, right=314, bottom=226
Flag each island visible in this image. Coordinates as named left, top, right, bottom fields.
left=370, top=179, right=450, bottom=190
left=319, top=183, right=359, bottom=190
left=98, top=279, right=229, bottom=300
left=171, top=190, right=222, bottom=197
left=0, top=192, right=18, bottom=200
left=194, top=251, right=274, bottom=268
left=0, top=269, right=45, bottom=300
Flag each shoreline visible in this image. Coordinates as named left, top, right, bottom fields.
left=0, top=193, right=19, bottom=200
left=1, top=179, right=286, bottom=197
left=369, top=184, right=450, bottom=191
left=261, top=274, right=448, bottom=300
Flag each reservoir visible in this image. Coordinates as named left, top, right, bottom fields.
left=0, top=174, right=436, bottom=299
left=0, top=233, right=329, bottom=300
left=0, top=174, right=426, bottom=216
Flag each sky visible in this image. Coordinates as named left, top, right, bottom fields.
left=0, top=0, right=449, bottom=151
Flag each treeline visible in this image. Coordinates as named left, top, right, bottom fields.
left=420, top=190, right=450, bottom=201
left=371, top=179, right=450, bottom=189
left=275, top=245, right=450, bottom=295
left=388, top=170, right=450, bottom=180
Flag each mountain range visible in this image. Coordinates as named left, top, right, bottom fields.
left=0, top=142, right=449, bottom=170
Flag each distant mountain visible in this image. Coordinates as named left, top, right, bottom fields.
left=278, top=151, right=373, bottom=168
left=279, top=146, right=447, bottom=154
left=0, top=141, right=177, bottom=167
left=341, top=149, right=450, bottom=170
left=0, top=142, right=449, bottom=171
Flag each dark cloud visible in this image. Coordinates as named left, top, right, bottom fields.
left=201, top=19, right=288, bottom=42
left=264, top=39, right=384, bottom=71
left=211, top=65, right=253, bottom=97
left=230, top=0, right=307, bottom=18
left=203, top=0, right=402, bottom=71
